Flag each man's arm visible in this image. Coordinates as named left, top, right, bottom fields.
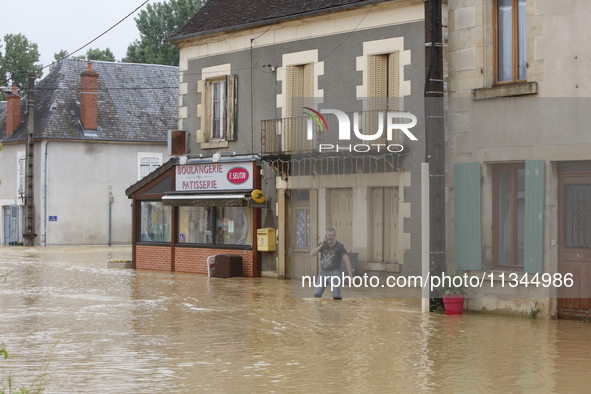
left=310, top=240, right=325, bottom=257
left=342, top=253, right=353, bottom=277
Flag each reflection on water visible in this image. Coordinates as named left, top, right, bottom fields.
left=1, top=246, right=591, bottom=393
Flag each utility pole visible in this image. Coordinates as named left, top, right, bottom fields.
left=424, top=0, right=445, bottom=308
left=23, top=71, right=37, bottom=246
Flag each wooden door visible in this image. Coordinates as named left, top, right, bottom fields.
left=558, top=172, right=591, bottom=319
left=370, top=188, right=399, bottom=264
left=328, top=188, right=353, bottom=253
left=289, top=190, right=317, bottom=279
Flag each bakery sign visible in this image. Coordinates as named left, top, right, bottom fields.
left=175, top=162, right=254, bottom=191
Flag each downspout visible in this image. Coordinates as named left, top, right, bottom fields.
left=43, top=139, right=50, bottom=247
left=108, top=186, right=114, bottom=246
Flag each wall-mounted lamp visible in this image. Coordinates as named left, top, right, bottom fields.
left=263, top=64, right=278, bottom=73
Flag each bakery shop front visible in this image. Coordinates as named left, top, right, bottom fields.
left=125, top=157, right=261, bottom=276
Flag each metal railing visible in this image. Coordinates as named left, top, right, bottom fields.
left=261, top=109, right=405, bottom=155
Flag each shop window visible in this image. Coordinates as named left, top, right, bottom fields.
left=177, top=206, right=251, bottom=246
left=139, top=201, right=171, bottom=242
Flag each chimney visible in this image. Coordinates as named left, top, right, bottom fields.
left=80, top=62, right=98, bottom=130
left=5, top=85, right=21, bottom=136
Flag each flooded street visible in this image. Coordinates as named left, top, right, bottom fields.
left=1, top=246, right=591, bottom=393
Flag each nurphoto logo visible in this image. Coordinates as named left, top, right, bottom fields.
left=303, top=107, right=418, bottom=153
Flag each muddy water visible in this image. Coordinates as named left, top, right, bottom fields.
left=1, top=246, right=590, bottom=393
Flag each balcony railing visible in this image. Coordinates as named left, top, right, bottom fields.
left=261, top=109, right=407, bottom=155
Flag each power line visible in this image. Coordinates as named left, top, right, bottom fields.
left=43, top=0, right=151, bottom=70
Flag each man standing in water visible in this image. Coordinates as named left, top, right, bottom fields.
left=310, top=228, right=353, bottom=299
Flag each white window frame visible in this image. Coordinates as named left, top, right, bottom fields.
left=208, top=78, right=227, bottom=140
left=138, top=152, right=163, bottom=180
left=17, top=153, right=26, bottom=199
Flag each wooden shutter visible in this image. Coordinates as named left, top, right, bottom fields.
left=454, top=162, right=482, bottom=270
left=310, top=189, right=318, bottom=275
left=369, top=54, right=388, bottom=100
left=370, top=188, right=384, bottom=262
left=278, top=189, right=286, bottom=278
left=329, top=189, right=353, bottom=252
left=383, top=187, right=399, bottom=262
left=226, top=74, right=238, bottom=141
left=524, top=160, right=545, bottom=274
left=387, top=52, right=399, bottom=110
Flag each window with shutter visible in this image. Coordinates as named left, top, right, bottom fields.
left=18, top=156, right=25, bottom=196
left=368, top=53, right=400, bottom=145
left=204, top=75, right=238, bottom=142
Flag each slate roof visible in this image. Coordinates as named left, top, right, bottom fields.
left=168, top=0, right=392, bottom=41
left=0, top=58, right=179, bottom=143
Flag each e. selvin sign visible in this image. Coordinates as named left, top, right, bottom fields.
left=175, top=162, right=254, bottom=192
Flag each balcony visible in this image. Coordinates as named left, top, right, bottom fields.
left=260, top=109, right=408, bottom=156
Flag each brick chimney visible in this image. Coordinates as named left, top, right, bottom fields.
left=80, top=62, right=98, bottom=130
left=5, top=85, right=21, bottom=136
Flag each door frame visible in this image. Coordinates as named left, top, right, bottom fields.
left=557, top=170, right=591, bottom=319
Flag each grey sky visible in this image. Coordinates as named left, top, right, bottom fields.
left=1, top=0, right=151, bottom=77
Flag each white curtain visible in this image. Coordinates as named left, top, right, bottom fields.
left=498, top=0, right=513, bottom=82
left=518, top=0, right=527, bottom=80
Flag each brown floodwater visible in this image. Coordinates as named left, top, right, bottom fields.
left=1, top=246, right=590, bottom=393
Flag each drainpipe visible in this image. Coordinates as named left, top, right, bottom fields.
left=42, top=139, right=50, bottom=246
left=424, top=0, right=445, bottom=311
left=108, top=186, right=114, bottom=246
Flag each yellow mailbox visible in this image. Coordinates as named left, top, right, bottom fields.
left=257, top=228, right=276, bottom=252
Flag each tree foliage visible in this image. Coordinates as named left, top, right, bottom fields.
left=50, top=48, right=116, bottom=71
left=0, top=33, right=42, bottom=95
left=123, top=0, right=203, bottom=66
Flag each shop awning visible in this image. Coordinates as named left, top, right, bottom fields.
left=162, top=194, right=247, bottom=207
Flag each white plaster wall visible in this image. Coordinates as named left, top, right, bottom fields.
left=42, top=141, right=169, bottom=245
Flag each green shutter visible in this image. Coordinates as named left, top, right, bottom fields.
left=454, top=162, right=482, bottom=270
left=524, top=160, right=545, bottom=274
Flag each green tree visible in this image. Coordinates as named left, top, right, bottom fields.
left=49, top=49, right=69, bottom=71
left=50, top=47, right=116, bottom=71
left=123, top=0, right=203, bottom=66
left=83, top=48, right=116, bottom=62
left=0, top=33, right=42, bottom=95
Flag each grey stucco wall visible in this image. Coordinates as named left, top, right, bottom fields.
left=180, top=19, right=427, bottom=275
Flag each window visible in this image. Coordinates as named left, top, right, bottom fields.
left=368, top=52, right=399, bottom=108
left=495, top=0, right=527, bottom=83
left=493, top=163, right=525, bottom=268
left=139, top=202, right=171, bottom=242
left=17, top=156, right=25, bottom=196
left=286, top=63, right=314, bottom=152
left=204, top=75, right=237, bottom=142
left=138, top=153, right=162, bottom=180
left=211, top=79, right=226, bottom=139
left=368, top=53, right=399, bottom=145
left=177, top=206, right=251, bottom=246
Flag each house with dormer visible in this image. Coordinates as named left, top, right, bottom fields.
left=125, top=0, right=435, bottom=288
left=0, top=59, right=178, bottom=246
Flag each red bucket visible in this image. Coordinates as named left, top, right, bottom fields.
left=443, top=294, right=465, bottom=315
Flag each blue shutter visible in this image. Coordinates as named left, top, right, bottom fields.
left=454, top=162, right=482, bottom=270
left=524, top=160, right=545, bottom=273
